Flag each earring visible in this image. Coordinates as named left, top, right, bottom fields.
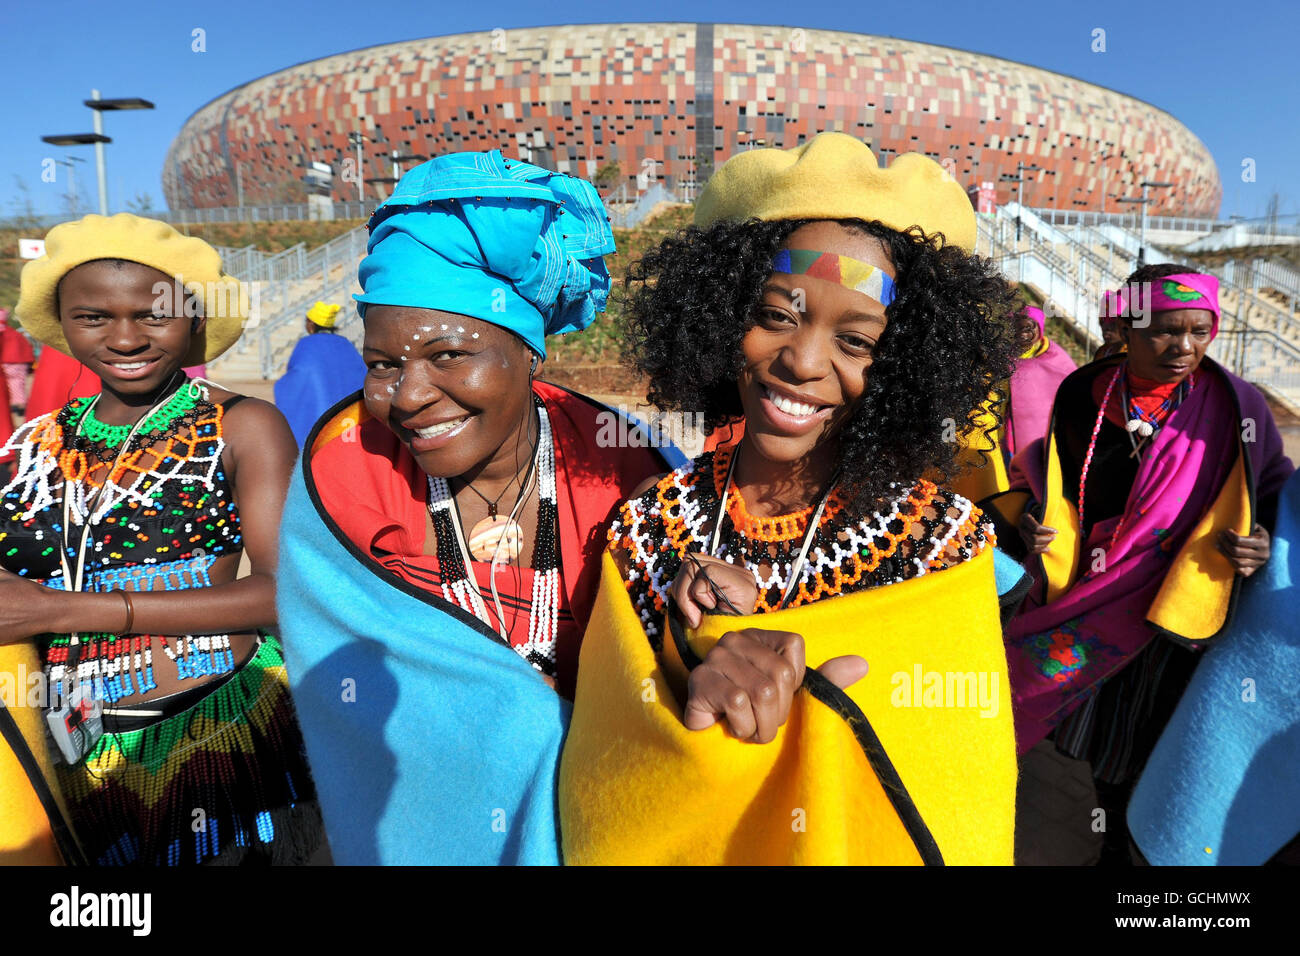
left=529, top=355, right=538, bottom=376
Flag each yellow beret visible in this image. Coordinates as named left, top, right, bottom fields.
left=15, top=213, right=250, bottom=366
left=695, top=132, right=977, bottom=253
left=306, top=301, right=342, bottom=328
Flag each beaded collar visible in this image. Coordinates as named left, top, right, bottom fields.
left=610, top=451, right=993, bottom=645
left=710, top=446, right=849, bottom=543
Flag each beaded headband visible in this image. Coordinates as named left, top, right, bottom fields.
left=771, top=249, right=897, bottom=306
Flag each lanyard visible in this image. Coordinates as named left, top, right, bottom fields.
left=709, top=446, right=838, bottom=612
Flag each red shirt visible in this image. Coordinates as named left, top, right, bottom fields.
left=308, top=380, right=670, bottom=698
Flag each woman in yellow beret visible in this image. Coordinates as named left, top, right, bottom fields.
left=560, top=132, right=1026, bottom=865
left=0, top=213, right=322, bottom=865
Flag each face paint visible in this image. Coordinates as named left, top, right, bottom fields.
left=771, top=249, right=897, bottom=306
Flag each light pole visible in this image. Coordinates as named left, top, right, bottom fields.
left=53, top=156, right=86, bottom=215
left=1116, top=180, right=1174, bottom=266
left=1000, top=160, right=1041, bottom=241
left=41, top=133, right=110, bottom=212
left=348, top=131, right=367, bottom=203
left=43, top=93, right=153, bottom=216
left=84, top=93, right=154, bottom=215
left=364, top=152, right=426, bottom=203
left=390, top=152, right=427, bottom=179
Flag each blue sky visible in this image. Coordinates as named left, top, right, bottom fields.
left=2, top=0, right=1296, bottom=220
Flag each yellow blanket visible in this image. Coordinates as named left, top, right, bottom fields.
left=948, top=397, right=1010, bottom=504
left=559, top=551, right=1017, bottom=865
left=0, top=642, right=68, bottom=864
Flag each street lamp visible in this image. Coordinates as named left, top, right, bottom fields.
left=41, top=134, right=108, bottom=213
left=1000, top=161, right=1041, bottom=241
left=85, top=92, right=154, bottom=215
left=53, top=156, right=86, bottom=214
left=348, top=131, right=369, bottom=203
left=43, top=91, right=153, bottom=216
left=390, top=152, right=427, bottom=179
left=1115, top=180, right=1174, bottom=266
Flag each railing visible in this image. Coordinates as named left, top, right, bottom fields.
left=1222, top=258, right=1300, bottom=313
left=167, top=201, right=374, bottom=224
left=1028, top=208, right=1224, bottom=234
left=1183, top=222, right=1300, bottom=253
left=981, top=206, right=1300, bottom=400
left=607, top=183, right=674, bottom=229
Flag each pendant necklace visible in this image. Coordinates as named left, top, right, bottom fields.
left=426, top=397, right=561, bottom=675
left=457, top=457, right=534, bottom=562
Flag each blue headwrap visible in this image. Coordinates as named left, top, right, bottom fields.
left=354, top=150, right=615, bottom=358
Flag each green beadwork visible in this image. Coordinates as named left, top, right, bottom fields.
left=69, top=384, right=200, bottom=448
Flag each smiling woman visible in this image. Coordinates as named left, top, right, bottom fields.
left=559, top=132, right=1027, bottom=866
left=0, top=214, right=322, bottom=866
left=274, top=151, right=677, bottom=864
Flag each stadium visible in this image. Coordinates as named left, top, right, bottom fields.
left=163, top=22, right=1221, bottom=216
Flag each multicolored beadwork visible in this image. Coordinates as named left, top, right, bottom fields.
left=609, top=447, right=994, bottom=647
left=0, top=383, right=244, bottom=700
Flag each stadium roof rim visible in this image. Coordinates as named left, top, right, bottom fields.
left=176, top=20, right=1191, bottom=132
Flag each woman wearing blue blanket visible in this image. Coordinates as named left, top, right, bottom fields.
left=275, top=151, right=677, bottom=864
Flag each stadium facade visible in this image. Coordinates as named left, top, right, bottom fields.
left=163, top=23, right=1222, bottom=216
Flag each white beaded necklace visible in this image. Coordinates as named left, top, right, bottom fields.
left=426, top=401, right=561, bottom=675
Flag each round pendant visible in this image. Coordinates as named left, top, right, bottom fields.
left=467, top=514, right=524, bottom=562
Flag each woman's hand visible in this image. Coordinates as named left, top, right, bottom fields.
left=1219, top=524, right=1270, bottom=577
left=669, top=553, right=759, bottom=628
left=684, top=628, right=869, bottom=743
left=1019, top=511, right=1058, bottom=555
left=0, top=568, right=56, bottom=644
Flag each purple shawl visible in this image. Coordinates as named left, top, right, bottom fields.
left=1005, top=339, right=1077, bottom=459
left=1005, top=360, right=1293, bottom=752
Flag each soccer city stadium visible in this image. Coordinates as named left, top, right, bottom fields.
left=162, top=22, right=1220, bottom=216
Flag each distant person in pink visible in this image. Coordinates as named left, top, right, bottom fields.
left=1002, top=304, right=1076, bottom=461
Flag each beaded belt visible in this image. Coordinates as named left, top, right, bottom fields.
left=42, top=552, right=237, bottom=704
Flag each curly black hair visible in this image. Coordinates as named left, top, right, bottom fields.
left=622, top=217, right=1021, bottom=512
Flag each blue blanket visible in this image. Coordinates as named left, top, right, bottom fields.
left=1128, top=470, right=1300, bottom=865
left=276, top=460, right=570, bottom=865
left=274, top=333, right=368, bottom=446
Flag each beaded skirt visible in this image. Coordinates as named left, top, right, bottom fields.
left=54, top=633, right=324, bottom=866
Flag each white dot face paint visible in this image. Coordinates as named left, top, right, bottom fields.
left=441, top=324, right=448, bottom=331
left=456, top=327, right=464, bottom=333
left=471, top=332, right=479, bottom=339
left=404, top=344, right=411, bottom=350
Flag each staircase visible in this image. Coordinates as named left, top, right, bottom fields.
left=982, top=204, right=1300, bottom=413
left=207, top=226, right=368, bottom=381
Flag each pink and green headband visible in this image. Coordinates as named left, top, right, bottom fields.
left=1126, top=272, right=1221, bottom=337
left=771, top=249, right=897, bottom=306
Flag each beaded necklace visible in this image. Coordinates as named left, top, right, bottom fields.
left=610, top=450, right=992, bottom=644
left=709, top=446, right=841, bottom=611
left=1077, top=363, right=1194, bottom=530
left=59, top=379, right=199, bottom=450
left=426, top=397, right=561, bottom=677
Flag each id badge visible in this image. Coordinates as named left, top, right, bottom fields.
left=46, top=685, right=103, bottom=765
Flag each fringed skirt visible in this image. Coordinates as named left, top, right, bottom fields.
left=55, top=633, right=324, bottom=866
